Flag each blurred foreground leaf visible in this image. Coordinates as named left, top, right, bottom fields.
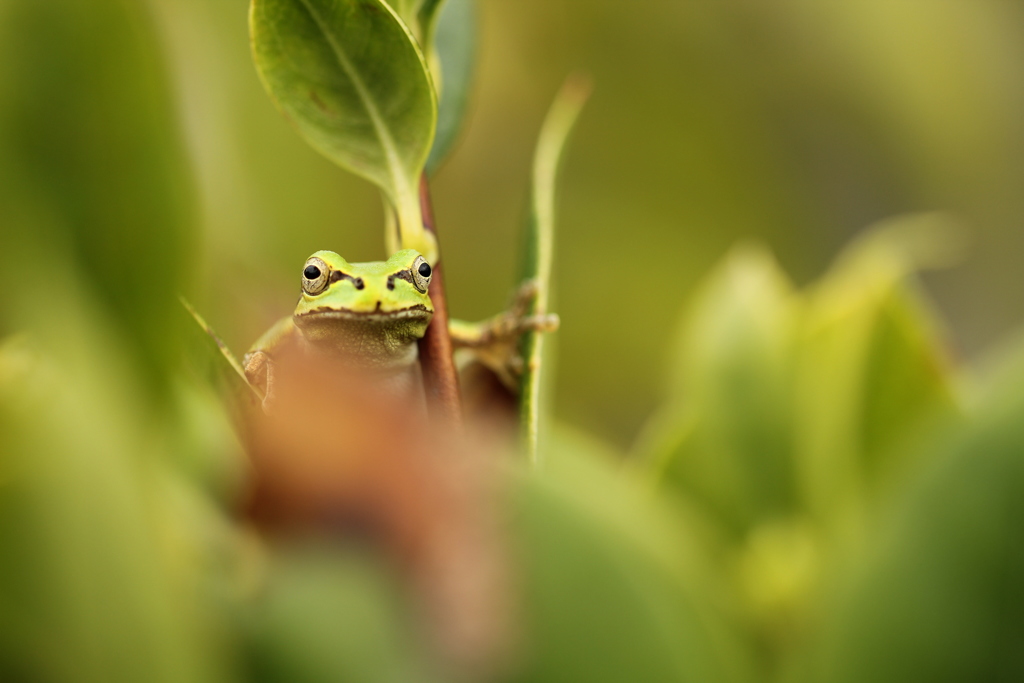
left=645, top=245, right=800, bottom=536
left=509, top=444, right=751, bottom=683
left=644, top=217, right=960, bottom=530
left=0, top=4, right=237, bottom=680
left=794, top=217, right=961, bottom=521
left=250, top=0, right=438, bottom=261
left=803, top=337, right=1024, bottom=683
left=0, top=327, right=228, bottom=683
left=181, top=297, right=259, bottom=405
left=0, top=0, right=195, bottom=393
left=638, top=216, right=963, bottom=672
left=243, top=545, right=439, bottom=683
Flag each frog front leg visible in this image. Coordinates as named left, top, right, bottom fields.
left=448, top=280, right=559, bottom=391
left=244, top=316, right=296, bottom=412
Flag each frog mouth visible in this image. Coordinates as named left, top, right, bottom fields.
left=296, top=303, right=432, bottom=322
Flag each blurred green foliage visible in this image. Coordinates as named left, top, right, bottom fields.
left=2, top=1, right=1024, bottom=682
left=138, top=0, right=1024, bottom=444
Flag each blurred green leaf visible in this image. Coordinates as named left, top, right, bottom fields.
left=638, top=218, right=965, bottom=677
left=242, top=545, right=439, bottom=683
left=416, top=0, right=446, bottom=45
left=176, top=300, right=255, bottom=498
left=803, top=338, right=1024, bottom=683
left=387, top=0, right=419, bottom=23
left=425, top=0, right=476, bottom=173
left=520, top=76, right=590, bottom=465
left=387, top=0, right=444, bottom=43
left=793, top=218, right=961, bottom=521
left=0, top=0, right=195, bottom=393
left=250, top=0, right=438, bottom=261
left=0, top=326, right=227, bottom=683
left=386, top=0, right=422, bottom=32
left=180, top=297, right=259, bottom=403
left=510, top=445, right=752, bottom=683
left=644, top=217, right=961, bottom=531
left=643, top=245, right=800, bottom=536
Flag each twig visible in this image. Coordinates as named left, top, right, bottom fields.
left=417, top=174, right=463, bottom=426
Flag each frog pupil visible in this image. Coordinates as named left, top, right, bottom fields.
left=304, top=265, right=321, bottom=280
left=418, top=263, right=431, bottom=278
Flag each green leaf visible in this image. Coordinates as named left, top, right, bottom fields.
left=637, top=218, right=964, bottom=668
left=642, top=245, right=801, bottom=535
left=180, top=297, right=259, bottom=403
left=803, top=341, right=1024, bottom=683
left=250, top=0, right=438, bottom=261
left=793, top=216, right=961, bottom=521
left=643, top=216, right=961, bottom=531
left=0, top=0, right=195, bottom=395
left=425, top=0, right=476, bottom=173
left=387, top=0, right=444, bottom=43
left=509, top=446, right=753, bottom=683
left=0, top=325, right=227, bottom=683
left=519, top=76, right=590, bottom=465
left=386, top=0, right=422, bottom=27
left=416, top=0, right=447, bottom=45
left=242, top=545, right=440, bottom=683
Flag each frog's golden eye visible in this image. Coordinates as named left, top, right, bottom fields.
left=411, top=255, right=432, bottom=293
left=302, top=257, right=330, bottom=295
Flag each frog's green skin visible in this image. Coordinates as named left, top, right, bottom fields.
left=245, top=249, right=558, bottom=410
left=244, top=249, right=432, bottom=406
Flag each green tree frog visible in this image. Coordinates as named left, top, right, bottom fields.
left=244, top=249, right=556, bottom=410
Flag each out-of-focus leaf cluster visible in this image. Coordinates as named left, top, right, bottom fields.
left=634, top=213, right=1024, bottom=680
left=1, top=1, right=1023, bottom=683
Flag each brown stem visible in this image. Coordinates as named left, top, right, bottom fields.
left=417, top=174, right=462, bottom=426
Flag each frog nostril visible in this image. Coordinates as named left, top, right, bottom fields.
left=330, top=271, right=365, bottom=289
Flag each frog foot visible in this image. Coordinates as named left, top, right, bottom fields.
left=243, top=350, right=276, bottom=413
left=449, top=280, right=559, bottom=390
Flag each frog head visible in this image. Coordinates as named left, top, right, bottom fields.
left=292, top=249, right=434, bottom=360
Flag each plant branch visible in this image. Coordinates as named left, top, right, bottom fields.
left=417, top=174, right=463, bottom=426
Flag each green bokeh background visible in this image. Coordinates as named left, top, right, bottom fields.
left=4, top=2, right=1024, bottom=682
left=159, top=0, right=1024, bottom=446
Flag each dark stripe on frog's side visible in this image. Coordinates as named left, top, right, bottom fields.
left=386, top=269, right=415, bottom=291
left=329, top=270, right=365, bottom=289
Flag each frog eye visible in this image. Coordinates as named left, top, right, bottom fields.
left=302, top=257, right=330, bottom=295
left=411, top=255, right=432, bottom=293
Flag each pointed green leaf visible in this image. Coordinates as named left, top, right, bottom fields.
left=793, top=216, right=961, bottom=520
left=642, top=245, right=801, bottom=535
left=250, top=0, right=438, bottom=261
left=180, top=297, right=260, bottom=404
left=519, top=77, right=590, bottom=465
left=644, top=216, right=962, bottom=531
